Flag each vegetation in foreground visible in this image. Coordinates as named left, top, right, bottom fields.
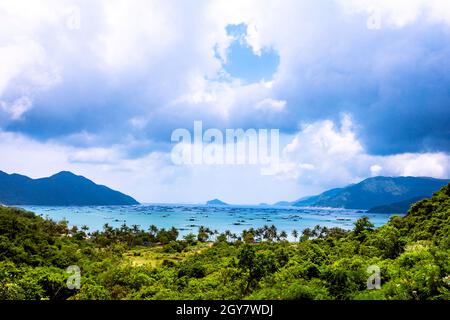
left=0, top=184, right=449, bottom=300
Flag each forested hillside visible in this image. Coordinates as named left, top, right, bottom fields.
left=0, top=171, right=139, bottom=205
left=0, top=183, right=449, bottom=300
left=293, top=176, right=450, bottom=209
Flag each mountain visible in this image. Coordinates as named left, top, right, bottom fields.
left=0, top=170, right=139, bottom=206
left=272, top=189, right=346, bottom=207
left=273, top=201, right=292, bottom=207
left=292, top=176, right=450, bottom=209
left=367, top=196, right=426, bottom=214
left=292, top=188, right=344, bottom=206
left=273, top=201, right=292, bottom=206
left=206, top=199, right=228, bottom=206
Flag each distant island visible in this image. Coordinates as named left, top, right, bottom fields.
left=278, top=176, right=450, bottom=211
left=206, top=199, right=228, bottom=206
left=0, top=170, right=139, bottom=206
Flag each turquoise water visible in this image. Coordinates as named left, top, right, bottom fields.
left=19, top=204, right=399, bottom=240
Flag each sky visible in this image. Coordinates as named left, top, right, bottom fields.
left=0, top=0, right=449, bottom=204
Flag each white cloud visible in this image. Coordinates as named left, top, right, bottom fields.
left=338, top=0, right=450, bottom=28
left=0, top=130, right=304, bottom=204
left=129, top=117, right=149, bottom=130
left=370, top=164, right=383, bottom=176
left=373, top=153, right=450, bottom=178
left=0, top=96, right=32, bottom=120
left=276, top=115, right=450, bottom=189
left=68, top=147, right=122, bottom=164
left=277, top=114, right=365, bottom=187
left=0, top=0, right=448, bottom=204
left=0, top=41, right=59, bottom=97
left=255, top=98, right=286, bottom=111
left=0, top=130, right=182, bottom=202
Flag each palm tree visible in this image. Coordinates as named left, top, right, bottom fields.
left=169, top=227, right=179, bottom=240
left=292, top=229, right=298, bottom=241
left=103, top=223, right=113, bottom=238
left=300, top=228, right=312, bottom=242
left=242, top=229, right=255, bottom=243
left=262, top=225, right=270, bottom=241
left=198, top=226, right=209, bottom=242
left=70, top=225, right=78, bottom=235
left=148, top=224, right=158, bottom=237
left=312, top=225, right=321, bottom=238
left=255, top=228, right=263, bottom=242
left=213, top=229, right=219, bottom=241
left=224, top=230, right=232, bottom=242
left=131, top=224, right=140, bottom=234
left=269, top=225, right=278, bottom=241
left=80, top=225, right=90, bottom=238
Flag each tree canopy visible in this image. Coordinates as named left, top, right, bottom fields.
left=0, top=183, right=449, bottom=300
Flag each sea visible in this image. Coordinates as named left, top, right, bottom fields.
left=18, top=204, right=400, bottom=240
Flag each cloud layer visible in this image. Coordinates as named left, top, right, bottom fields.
left=0, top=0, right=449, bottom=202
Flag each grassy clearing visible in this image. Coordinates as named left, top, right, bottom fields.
left=124, top=242, right=213, bottom=267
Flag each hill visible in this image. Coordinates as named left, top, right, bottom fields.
left=272, top=201, right=292, bottom=206
left=367, top=196, right=426, bottom=213
left=292, top=176, right=450, bottom=209
left=206, top=198, right=228, bottom=205
left=0, top=170, right=139, bottom=206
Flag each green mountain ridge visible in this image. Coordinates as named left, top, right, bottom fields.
left=0, top=170, right=139, bottom=206
left=367, top=196, right=427, bottom=213
left=292, top=176, right=450, bottom=209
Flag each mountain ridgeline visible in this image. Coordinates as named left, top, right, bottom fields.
left=0, top=171, right=139, bottom=206
left=366, top=196, right=426, bottom=214
left=292, top=176, right=450, bottom=212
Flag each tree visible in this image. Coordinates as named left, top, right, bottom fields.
left=292, top=229, right=299, bottom=241
left=183, top=233, right=197, bottom=245
left=224, top=230, right=232, bottom=242
left=242, top=230, right=255, bottom=244
left=148, top=224, right=158, bottom=235
left=148, top=225, right=158, bottom=242
left=197, top=226, right=209, bottom=242
left=131, top=224, right=140, bottom=234
left=353, top=217, right=374, bottom=241
left=1, top=184, right=448, bottom=301
left=156, top=228, right=178, bottom=244
left=300, top=228, right=312, bottom=242
left=238, top=245, right=278, bottom=294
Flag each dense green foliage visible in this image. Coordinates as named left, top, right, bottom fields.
left=0, top=184, right=449, bottom=300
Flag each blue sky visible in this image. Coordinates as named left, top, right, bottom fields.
left=0, top=0, right=449, bottom=203
left=222, top=23, right=279, bottom=83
